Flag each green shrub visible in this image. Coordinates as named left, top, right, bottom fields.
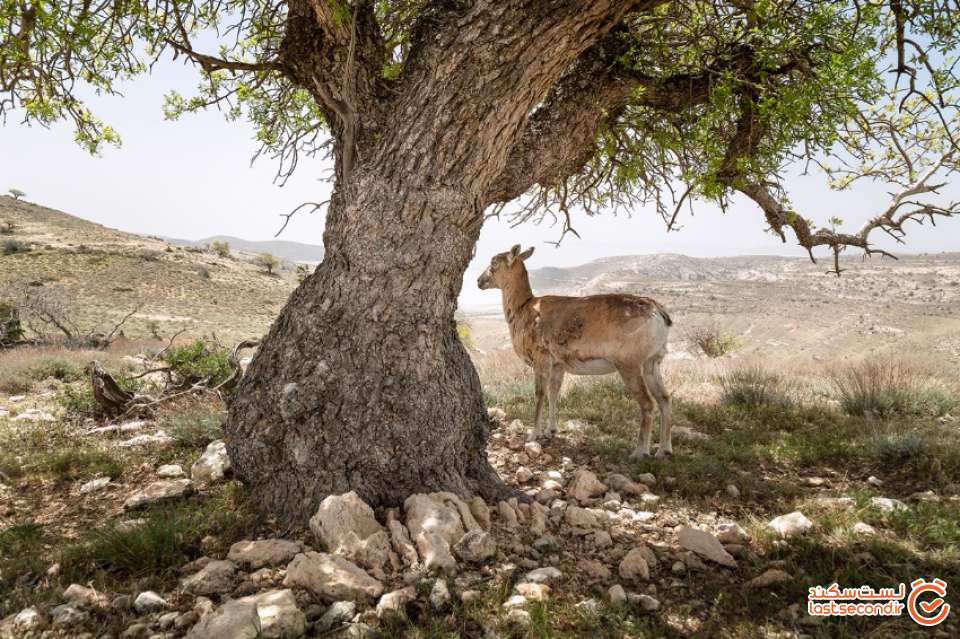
left=688, top=325, right=742, bottom=358
left=253, top=252, right=280, bottom=275
left=163, top=339, right=232, bottom=387
left=456, top=322, right=475, bottom=350
left=163, top=402, right=224, bottom=448
left=720, top=365, right=790, bottom=408
left=208, top=240, right=230, bottom=258
left=28, top=357, right=85, bottom=383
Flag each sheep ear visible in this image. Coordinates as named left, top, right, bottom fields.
left=518, top=246, right=535, bottom=261
left=509, top=244, right=521, bottom=256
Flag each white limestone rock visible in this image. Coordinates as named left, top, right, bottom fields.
left=283, top=552, right=384, bottom=603
left=191, top=440, right=231, bottom=483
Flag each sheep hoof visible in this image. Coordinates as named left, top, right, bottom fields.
left=655, top=448, right=673, bottom=459
left=629, top=449, right=651, bottom=460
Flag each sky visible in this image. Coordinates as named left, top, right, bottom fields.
left=2, top=45, right=958, bottom=308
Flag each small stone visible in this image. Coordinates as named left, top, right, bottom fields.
left=716, top=522, right=751, bottom=545
left=524, top=441, right=542, bottom=458
left=867, top=476, right=883, bottom=487
left=51, top=604, right=89, bottom=629
left=376, top=587, right=416, bottom=623
left=505, top=609, right=531, bottom=627
left=726, top=484, right=741, bottom=499
left=185, top=599, right=261, bottom=639
left=13, top=607, right=46, bottom=633
left=133, top=591, right=167, bottom=613
left=515, top=582, right=550, bottom=601
left=852, top=522, right=877, bottom=536
left=564, top=505, right=598, bottom=528
left=430, top=579, right=451, bottom=610
left=605, top=473, right=646, bottom=496
left=591, top=530, right=613, bottom=549
left=575, top=598, right=600, bottom=614
left=629, top=593, right=661, bottom=612
left=195, top=597, right=215, bottom=616
left=579, top=559, right=611, bottom=580
left=636, top=473, right=656, bottom=486
left=619, top=548, right=651, bottom=581
left=344, top=622, right=377, bottom=638
left=159, top=611, right=179, bottom=630
left=228, top=539, right=303, bottom=569
left=671, top=561, right=686, bottom=575
left=156, top=464, right=185, bottom=478
left=608, top=584, right=627, bottom=608
left=502, top=594, right=528, bottom=609
left=181, top=560, right=237, bottom=595
left=237, top=589, right=306, bottom=639
left=469, top=496, right=491, bottom=530
left=461, top=590, right=482, bottom=605
left=79, top=477, right=111, bottom=494
left=515, top=466, right=533, bottom=483
left=748, top=569, right=791, bottom=588
left=63, top=583, right=107, bottom=608
left=454, top=529, right=497, bottom=563
left=316, top=601, right=356, bottom=633
left=639, top=493, right=660, bottom=507
left=870, top=497, right=907, bottom=512
left=497, top=500, right=519, bottom=528
left=175, top=610, right=200, bottom=630
left=767, top=512, right=813, bottom=538
left=568, top=469, right=608, bottom=503
left=488, top=407, right=507, bottom=421
left=523, top=566, right=563, bottom=584
left=123, top=479, right=193, bottom=510
left=191, top=440, right=231, bottom=483
left=120, top=622, right=150, bottom=639
left=283, top=552, right=384, bottom=602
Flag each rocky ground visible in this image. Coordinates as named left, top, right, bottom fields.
left=2, top=357, right=959, bottom=639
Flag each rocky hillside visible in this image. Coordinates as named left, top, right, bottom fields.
left=0, top=196, right=299, bottom=342
left=168, top=235, right=324, bottom=264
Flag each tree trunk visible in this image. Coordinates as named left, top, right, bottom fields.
left=226, top=170, right=503, bottom=527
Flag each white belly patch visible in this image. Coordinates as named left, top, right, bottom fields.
left=563, top=358, right=616, bottom=375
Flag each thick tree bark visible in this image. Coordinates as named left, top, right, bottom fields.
left=226, top=170, right=503, bottom=526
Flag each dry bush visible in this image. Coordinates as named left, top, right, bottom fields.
left=831, top=359, right=957, bottom=418
left=719, top=363, right=791, bottom=408
left=687, top=325, right=742, bottom=358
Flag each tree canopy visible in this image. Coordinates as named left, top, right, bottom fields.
left=2, top=1, right=958, bottom=272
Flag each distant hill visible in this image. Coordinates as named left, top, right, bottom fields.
left=0, top=196, right=298, bottom=342
left=169, top=235, right=324, bottom=263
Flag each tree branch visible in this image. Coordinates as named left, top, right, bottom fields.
left=485, top=36, right=747, bottom=205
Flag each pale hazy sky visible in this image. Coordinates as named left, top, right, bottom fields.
left=2, top=47, right=958, bottom=302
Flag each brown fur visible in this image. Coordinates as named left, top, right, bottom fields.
left=479, top=246, right=674, bottom=457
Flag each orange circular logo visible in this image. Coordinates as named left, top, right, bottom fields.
left=907, top=578, right=951, bottom=626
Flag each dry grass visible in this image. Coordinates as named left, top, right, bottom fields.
left=830, top=358, right=958, bottom=418
left=0, top=343, right=147, bottom=394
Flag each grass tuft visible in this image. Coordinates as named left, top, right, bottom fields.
left=831, top=359, right=957, bottom=418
